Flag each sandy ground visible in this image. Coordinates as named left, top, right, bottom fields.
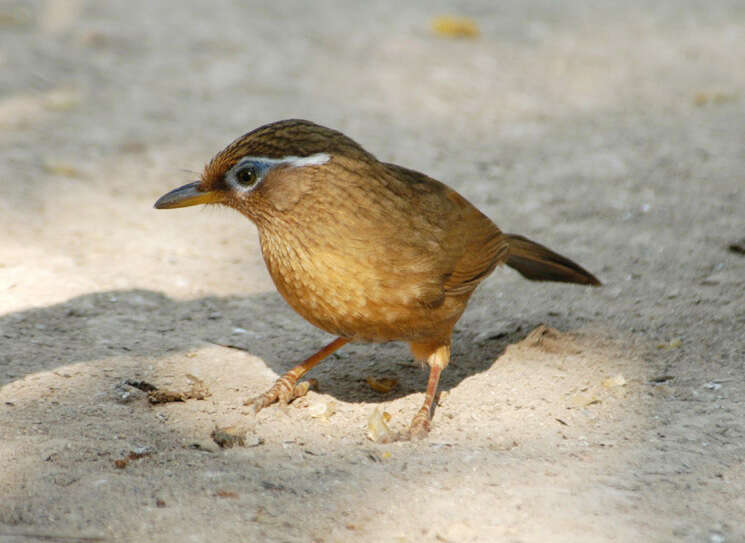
left=1, top=1, right=744, bottom=541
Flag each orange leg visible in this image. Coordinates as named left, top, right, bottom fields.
left=246, top=337, right=348, bottom=412
left=409, top=343, right=450, bottom=439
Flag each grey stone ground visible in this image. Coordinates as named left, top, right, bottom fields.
left=1, top=1, right=744, bottom=541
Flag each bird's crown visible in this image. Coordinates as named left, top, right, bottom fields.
left=201, top=119, right=373, bottom=189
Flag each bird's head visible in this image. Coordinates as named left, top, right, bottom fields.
left=154, top=119, right=374, bottom=223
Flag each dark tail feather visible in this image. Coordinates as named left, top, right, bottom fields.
left=505, top=234, right=601, bottom=286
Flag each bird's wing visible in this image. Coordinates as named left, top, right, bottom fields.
left=382, top=163, right=508, bottom=300
left=439, top=190, right=508, bottom=296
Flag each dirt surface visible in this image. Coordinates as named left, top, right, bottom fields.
left=1, top=1, right=744, bottom=542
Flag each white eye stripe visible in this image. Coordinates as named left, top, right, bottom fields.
left=225, top=153, right=331, bottom=193
left=237, top=153, right=330, bottom=169
left=284, top=153, right=331, bottom=167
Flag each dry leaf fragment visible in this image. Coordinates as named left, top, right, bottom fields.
left=308, top=401, right=335, bottom=419
left=215, top=489, right=239, bottom=499
left=367, top=407, right=396, bottom=443
left=366, top=376, right=398, bottom=393
left=145, top=374, right=210, bottom=404
left=693, top=91, right=738, bottom=106
left=431, top=15, right=480, bottom=38
left=113, top=447, right=153, bottom=468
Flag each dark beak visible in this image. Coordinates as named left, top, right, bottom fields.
left=154, top=181, right=223, bottom=209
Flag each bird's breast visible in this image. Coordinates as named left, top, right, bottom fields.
left=257, top=226, right=464, bottom=343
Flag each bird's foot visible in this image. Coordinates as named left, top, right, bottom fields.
left=408, top=406, right=432, bottom=440
left=245, top=375, right=318, bottom=412
left=243, top=337, right=346, bottom=413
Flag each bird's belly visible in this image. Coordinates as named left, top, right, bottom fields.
left=261, top=240, right=462, bottom=343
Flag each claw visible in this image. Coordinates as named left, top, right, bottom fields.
left=242, top=337, right=347, bottom=414
left=409, top=407, right=432, bottom=440
left=293, top=378, right=318, bottom=399
left=244, top=377, right=319, bottom=412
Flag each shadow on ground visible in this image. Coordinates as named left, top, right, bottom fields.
left=0, top=288, right=555, bottom=404
left=1, top=289, right=661, bottom=542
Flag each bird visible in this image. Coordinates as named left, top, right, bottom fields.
left=154, top=119, right=600, bottom=439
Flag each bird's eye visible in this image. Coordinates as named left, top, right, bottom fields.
left=235, top=165, right=258, bottom=187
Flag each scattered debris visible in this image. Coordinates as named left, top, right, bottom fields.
left=366, top=376, right=398, bottom=393
left=113, top=447, right=154, bottom=469
left=260, top=480, right=295, bottom=494
left=210, top=426, right=263, bottom=449
left=367, top=407, right=397, bottom=443
left=431, top=15, right=480, bottom=38
left=124, top=379, right=157, bottom=392
left=215, top=489, right=239, bottom=499
left=365, top=449, right=393, bottom=461
left=188, top=440, right=219, bottom=453
left=308, top=400, right=335, bottom=419
left=728, top=238, right=745, bottom=255
left=657, top=338, right=682, bottom=350
left=112, top=382, right=147, bottom=404
left=211, top=426, right=246, bottom=448
left=555, top=418, right=568, bottom=426
left=515, top=324, right=575, bottom=355
left=693, top=91, right=738, bottom=106
left=703, top=382, right=723, bottom=391
left=526, top=324, right=559, bottom=345
left=649, top=375, right=675, bottom=383
left=125, top=375, right=210, bottom=404
left=366, top=451, right=382, bottom=462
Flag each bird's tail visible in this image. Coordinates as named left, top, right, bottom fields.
left=504, top=234, right=601, bottom=286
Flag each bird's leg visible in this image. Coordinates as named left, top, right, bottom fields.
left=246, top=336, right=348, bottom=412
left=409, top=343, right=450, bottom=439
